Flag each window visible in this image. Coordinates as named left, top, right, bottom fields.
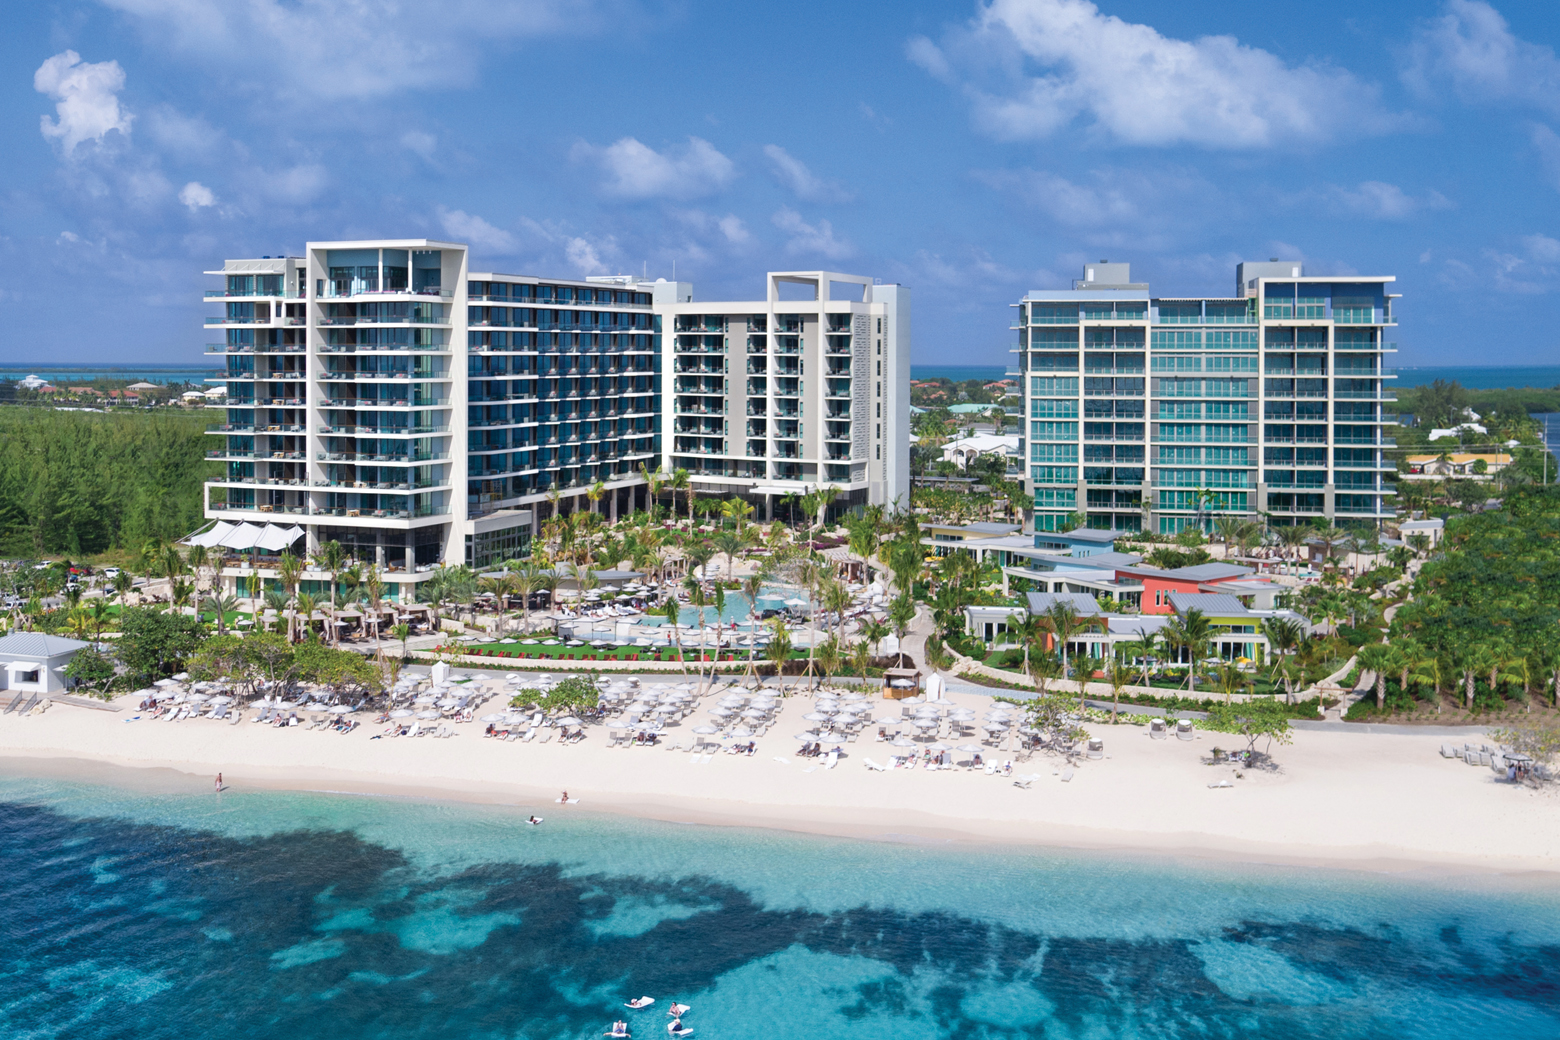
left=1031, top=399, right=1079, bottom=419
left=1152, top=355, right=1200, bottom=372
left=18, top=669, right=40, bottom=684
left=1030, top=466, right=1077, bottom=483
left=1034, top=488, right=1077, bottom=508
left=1030, top=304, right=1079, bottom=324
left=1031, top=421, right=1078, bottom=441
left=1151, top=330, right=1202, bottom=349
left=1031, top=443, right=1079, bottom=463
left=1030, top=376, right=1079, bottom=395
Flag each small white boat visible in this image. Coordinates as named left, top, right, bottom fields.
left=625, top=996, right=655, bottom=1009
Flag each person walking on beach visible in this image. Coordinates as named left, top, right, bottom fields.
left=215, top=773, right=223, bottom=793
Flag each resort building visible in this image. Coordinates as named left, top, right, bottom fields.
left=200, top=240, right=907, bottom=600
left=1015, top=261, right=1397, bottom=533
left=649, top=270, right=910, bottom=516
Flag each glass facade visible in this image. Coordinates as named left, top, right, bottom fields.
left=1018, top=266, right=1397, bottom=532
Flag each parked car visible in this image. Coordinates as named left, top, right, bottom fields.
left=103, top=567, right=122, bottom=579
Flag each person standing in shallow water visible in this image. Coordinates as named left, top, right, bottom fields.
left=215, top=773, right=222, bottom=793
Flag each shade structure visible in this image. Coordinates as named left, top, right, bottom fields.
left=183, top=520, right=235, bottom=548
left=254, top=524, right=304, bottom=552
left=956, top=744, right=985, bottom=753
left=553, top=716, right=582, bottom=727
left=328, top=704, right=353, bottom=714
left=480, top=714, right=507, bottom=723
left=692, top=725, right=719, bottom=734
left=215, top=521, right=264, bottom=550
left=890, top=737, right=916, bottom=747
left=389, top=709, right=415, bottom=718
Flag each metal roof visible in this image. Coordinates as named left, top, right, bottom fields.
left=1166, top=592, right=1252, bottom=617
left=0, top=632, right=91, bottom=658
left=1024, top=592, right=1103, bottom=616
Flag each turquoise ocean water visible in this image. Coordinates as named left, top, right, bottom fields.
left=1, top=771, right=1557, bottom=1039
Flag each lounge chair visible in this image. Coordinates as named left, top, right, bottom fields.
left=1060, top=768, right=1075, bottom=782
left=1440, top=743, right=1455, bottom=758
left=538, top=730, right=553, bottom=744
left=1149, top=719, right=1167, bottom=740
left=862, top=757, right=886, bottom=772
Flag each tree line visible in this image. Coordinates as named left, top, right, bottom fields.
left=0, top=408, right=214, bottom=558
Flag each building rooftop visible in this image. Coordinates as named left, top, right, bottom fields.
left=1024, top=591, right=1104, bottom=616
left=1167, top=592, right=1252, bottom=617
left=0, top=632, right=92, bottom=657
left=1033, top=528, right=1119, bottom=545
left=1119, top=562, right=1252, bottom=582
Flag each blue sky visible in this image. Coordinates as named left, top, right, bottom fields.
left=6, top=0, right=1560, bottom=368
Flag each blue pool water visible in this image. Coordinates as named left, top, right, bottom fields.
left=1, top=771, right=1557, bottom=1039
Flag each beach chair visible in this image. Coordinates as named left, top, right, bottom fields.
left=862, top=758, right=886, bottom=771
left=538, top=730, right=553, bottom=744
left=1012, top=774, right=1039, bottom=789
left=407, top=722, right=421, bottom=738
left=1149, top=719, right=1167, bottom=740
left=1175, top=720, right=1194, bottom=741
left=1060, top=768, right=1075, bottom=783
left=824, top=750, right=839, bottom=769
left=229, top=710, right=241, bottom=726
left=520, top=726, right=537, bottom=742
left=1440, top=743, right=1455, bottom=758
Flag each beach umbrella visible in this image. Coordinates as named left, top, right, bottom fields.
left=731, top=725, right=754, bottom=738
left=739, top=709, right=767, bottom=719
left=328, top=705, right=353, bottom=714
left=390, top=709, right=415, bottom=718
left=928, top=742, right=952, bottom=752
left=607, top=720, right=632, bottom=729
left=802, top=712, right=832, bottom=722
left=794, top=733, right=820, bottom=741
left=553, top=716, right=582, bottom=727
left=890, top=737, right=916, bottom=748
left=708, top=707, right=735, bottom=717
left=693, top=725, right=719, bottom=734
left=480, top=714, right=507, bottom=723
left=415, top=710, right=441, bottom=720
left=957, top=744, right=985, bottom=753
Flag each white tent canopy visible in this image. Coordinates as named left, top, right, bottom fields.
left=184, top=522, right=303, bottom=552
left=254, top=524, right=304, bottom=552
left=184, top=521, right=235, bottom=548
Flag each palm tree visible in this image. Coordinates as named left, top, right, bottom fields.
left=311, top=539, right=350, bottom=618
left=187, top=543, right=211, bottom=595
left=763, top=616, right=793, bottom=685
left=508, top=565, right=541, bottom=635
left=1043, top=601, right=1081, bottom=688
left=480, top=573, right=518, bottom=635
left=1277, top=523, right=1310, bottom=576
left=111, top=569, right=133, bottom=606
left=1104, top=653, right=1134, bottom=722
left=171, top=578, right=195, bottom=615
left=661, top=597, right=686, bottom=673
left=685, top=541, right=716, bottom=582
left=815, top=636, right=844, bottom=685
left=391, top=622, right=411, bottom=661
left=276, top=550, right=304, bottom=643
left=1214, top=662, right=1249, bottom=703
left=1260, top=616, right=1303, bottom=681
left=813, top=485, right=840, bottom=532
left=720, top=496, right=754, bottom=532
left=740, top=569, right=768, bottom=687
left=1123, top=631, right=1159, bottom=689
left=1356, top=642, right=1395, bottom=712
left=859, top=618, right=890, bottom=659
left=203, top=592, right=238, bottom=636
left=87, top=600, right=112, bottom=641
left=586, top=480, right=606, bottom=515
left=670, top=467, right=693, bottom=524
left=711, top=531, right=746, bottom=583
left=821, top=578, right=852, bottom=634
left=1013, top=612, right=1045, bottom=687
left=294, top=592, right=320, bottom=641
left=1163, top=608, right=1213, bottom=693
left=1408, top=648, right=1448, bottom=711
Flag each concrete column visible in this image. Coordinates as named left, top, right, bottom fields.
left=610, top=489, right=619, bottom=522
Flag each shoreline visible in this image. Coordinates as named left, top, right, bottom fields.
left=2, top=691, right=1557, bottom=882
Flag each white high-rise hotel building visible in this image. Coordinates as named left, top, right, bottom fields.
left=1018, top=261, right=1397, bottom=534
left=199, top=239, right=909, bottom=601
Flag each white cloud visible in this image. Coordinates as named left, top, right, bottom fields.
left=917, top=0, right=1400, bottom=148
left=34, top=50, right=134, bottom=156
left=718, top=215, right=749, bottom=244
left=1319, top=181, right=1453, bottom=220
left=1523, top=233, right=1560, bottom=262
left=565, top=237, right=608, bottom=274
left=906, top=36, right=954, bottom=82
left=179, top=181, right=216, bottom=211
left=401, top=131, right=438, bottom=161
left=771, top=208, right=852, bottom=260
left=1403, top=0, right=1560, bottom=114
left=258, top=164, right=329, bottom=204
left=144, top=105, right=222, bottom=159
left=100, top=0, right=609, bottom=101
left=573, top=136, right=735, bottom=199
left=763, top=145, right=853, bottom=202
left=439, top=208, right=516, bottom=253
left=1531, top=123, right=1560, bottom=190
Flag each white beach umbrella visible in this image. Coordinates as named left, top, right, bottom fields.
left=390, top=709, right=415, bottom=718
left=890, top=737, right=916, bottom=748
left=480, top=714, right=507, bottom=723
left=693, top=725, right=719, bottom=734
left=415, top=710, right=441, bottom=720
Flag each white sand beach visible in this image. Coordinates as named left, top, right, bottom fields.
left=1, top=686, right=1555, bottom=877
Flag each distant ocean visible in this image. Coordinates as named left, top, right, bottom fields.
left=0, top=363, right=216, bottom=385
left=913, top=364, right=1560, bottom=390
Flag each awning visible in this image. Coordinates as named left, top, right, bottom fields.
left=183, top=521, right=235, bottom=548
left=750, top=485, right=810, bottom=496
left=253, top=524, right=304, bottom=552
left=216, top=522, right=264, bottom=550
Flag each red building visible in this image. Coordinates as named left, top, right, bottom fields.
left=1115, top=563, right=1252, bottom=614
